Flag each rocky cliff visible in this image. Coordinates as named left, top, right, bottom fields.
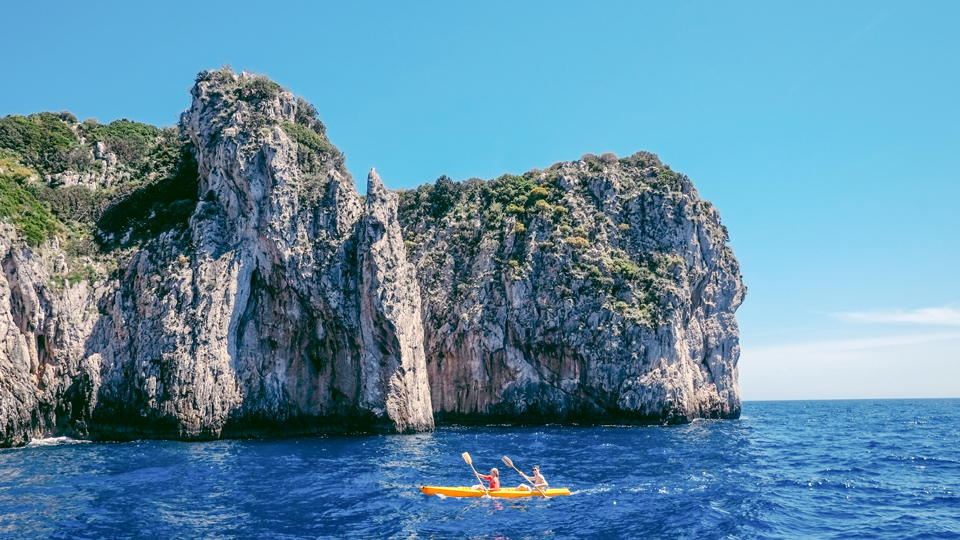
left=0, top=69, right=744, bottom=447
left=0, top=69, right=433, bottom=446
left=398, top=154, right=745, bottom=424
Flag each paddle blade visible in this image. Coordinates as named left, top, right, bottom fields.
left=502, top=456, right=513, bottom=468
left=462, top=452, right=472, bottom=465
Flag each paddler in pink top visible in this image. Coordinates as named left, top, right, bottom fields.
left=472, top=467, right=500, bottom=491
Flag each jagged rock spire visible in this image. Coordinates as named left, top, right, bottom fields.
left=358, top=167, right=434, bottom=432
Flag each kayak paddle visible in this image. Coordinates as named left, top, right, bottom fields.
left=462, top=452, right=489, bottom=495
left=502, top=455, right=549, bottom=498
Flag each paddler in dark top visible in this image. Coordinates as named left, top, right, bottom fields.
left=516, top=465, right=548, bottom=491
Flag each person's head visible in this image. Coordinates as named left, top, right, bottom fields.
left=532, top=465, right=540, bottom=474
left=491, top=468, right=499, bottom=477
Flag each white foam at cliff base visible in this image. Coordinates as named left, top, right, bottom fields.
left=26, top=436, right=90, bottom=447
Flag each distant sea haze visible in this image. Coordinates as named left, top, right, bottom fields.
left=2, top=399, right=957, bottom=539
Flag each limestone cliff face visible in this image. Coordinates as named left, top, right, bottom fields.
left=0, top=230, right=102, bottom=446
left=357, top=170, right=433, bottom=432
left=0, top=70, right=744, bottom=447
left=398, top=153, right=745, bottom=424
left=0, top=70, right=433, bottom=446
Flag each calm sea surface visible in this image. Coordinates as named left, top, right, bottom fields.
left=1, top=400, right=959, bottom=539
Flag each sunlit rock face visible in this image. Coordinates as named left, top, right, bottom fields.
left=398, top=154, right=745, bottom=425
left=0, top=69, right=433, bottom=446
left=0, top=70, right=745, bottom=448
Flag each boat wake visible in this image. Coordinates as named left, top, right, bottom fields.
left=571, top=485, right=616, bottom=496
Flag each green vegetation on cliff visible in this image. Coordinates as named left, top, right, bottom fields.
left=81, top=119, right=161, bottom=168
left=0, top=110, right=199, bottom=260
left=0, top=70, right=339, bottom=260
left=397, top=151, right=695, bottom=327
left=94, top=141, right=199, bottom=250
left=0, top=151, right=60, bottom=246
left=0, top=112, right=78, bottom=159
left=0, top=112, right=86, bottom=175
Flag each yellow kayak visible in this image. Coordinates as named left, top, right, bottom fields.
left=420, top=486, right=571, bottom=498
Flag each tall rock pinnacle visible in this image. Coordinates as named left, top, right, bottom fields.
left=358, top=168, right=434, bottom=431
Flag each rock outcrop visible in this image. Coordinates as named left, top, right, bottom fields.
left=0, top=230, right=102, bottom=447
left=357, top=170, right=434, bottom=432
left=0, top=70, right=744, bottom=447
left=0, top=70, right=434, bottom=446
left=398, top=154, right=745, bottom=424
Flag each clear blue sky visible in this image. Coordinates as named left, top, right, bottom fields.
left=4, top=1, right=958, bottom=400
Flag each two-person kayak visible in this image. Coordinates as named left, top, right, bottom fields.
left=431, top=452, right=569, bottom=497
left=420, top=486, right=571, bottom=498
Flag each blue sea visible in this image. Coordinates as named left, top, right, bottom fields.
left=2, top=400, right=959, bottom=539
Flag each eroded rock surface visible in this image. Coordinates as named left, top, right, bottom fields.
left=398, top=154, right=745, bottom=424
left=0, top=70, right=744, bottom=447
left=0, top=70, right=433, bottom=446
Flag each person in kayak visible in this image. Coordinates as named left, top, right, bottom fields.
left=516, top=465, right=548, bottom=491
left=472, top=467, right=500, bottom=491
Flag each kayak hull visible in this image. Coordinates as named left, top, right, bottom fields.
left=420, top=486, right=571, bottom=498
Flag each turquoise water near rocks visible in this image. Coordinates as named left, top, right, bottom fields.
left=2, top=400, right=959, bottom=539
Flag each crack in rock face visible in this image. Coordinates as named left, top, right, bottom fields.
left=0, top=71, right=744, bottom=447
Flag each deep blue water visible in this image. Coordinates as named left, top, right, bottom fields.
left=2, top=400, right=959, bottom=539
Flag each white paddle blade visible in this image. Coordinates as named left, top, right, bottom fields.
left=462, top=452, right=472, bottom=465
left=502, top=456, right=513, bottom=468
